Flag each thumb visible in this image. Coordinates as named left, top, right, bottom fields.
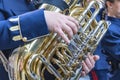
left=93, top=55, right=100, bottom=61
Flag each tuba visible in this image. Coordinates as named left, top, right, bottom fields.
left=5, top=0, right=109, bottom=80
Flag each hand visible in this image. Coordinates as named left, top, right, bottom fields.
left=81, top=53, right=100, bottom=76
left=44, top=11, right=79, bottom=44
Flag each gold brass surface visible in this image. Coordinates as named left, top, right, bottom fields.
left=7, top=0, right=109, bottom=80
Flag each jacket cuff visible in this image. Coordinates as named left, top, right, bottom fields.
left=18, top=9, right=49, bottom=42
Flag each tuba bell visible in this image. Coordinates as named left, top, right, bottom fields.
left=5, top=0, right=109, bottom=80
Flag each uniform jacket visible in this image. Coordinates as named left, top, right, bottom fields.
left=0, top=0, right=49, bottom=50
left=93, top=10, right=120, bottom=80
left=102, top=16, right=120, bottom=61
left=0, top=0, right=68, bottom=80
left=101, top=16, right=120, bottom=80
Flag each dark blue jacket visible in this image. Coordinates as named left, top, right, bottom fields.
left=93, top=12, right=120, bottom=80
left=102, top=16, right=120, bottom=61
left=101, top=16, right=120, bottom=80
left=0, top=0, right=69, bottom=80
left=0, top=0, right=49, bottom=80
left=0, top=0, right=49, bottom=50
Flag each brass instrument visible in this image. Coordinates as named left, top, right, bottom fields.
left=7, top=0, right=109, bottom=80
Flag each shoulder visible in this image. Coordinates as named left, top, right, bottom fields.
left=107, top=21, right=120, bottom=35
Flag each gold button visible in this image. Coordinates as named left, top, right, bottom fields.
left=22, top=37, right=27, bottom=42
left=9, top=25, right=19, bottom=31
left=9, top=18, right=19, bottom=22
left=12, top=35, right=22, bottom=41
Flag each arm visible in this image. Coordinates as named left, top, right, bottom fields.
left=0, top=9, right=79, bottom=50
left=0, top=9, right=49, bottom=50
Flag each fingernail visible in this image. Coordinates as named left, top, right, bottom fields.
left=67, top=40, right=70, bottom=44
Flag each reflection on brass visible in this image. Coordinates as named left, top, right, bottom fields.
left=8, top=0, right=109, bottom=80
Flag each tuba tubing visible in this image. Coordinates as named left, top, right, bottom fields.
left=7, top=0, right=109, bottom=80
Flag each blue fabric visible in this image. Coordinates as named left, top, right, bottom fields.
left=0, top=64, right=9, bottom=80
left=0, top=0, right=49, bottom=80
left=94, top=44, right=109, bottom=70
left=0, top=0, right=49, bottom=50
left=95, top=69, right=109, bottom=80
left=0, top=0, right=69, bottom=80
left=19, top=9, right=49, bottom=40
left=109, top=69, right=120, bottom=80
left=99, top=16, right=120, bottom=80
left=92, top=12, right=120, bottom=80
left=102, top=16, right=120, bottom=61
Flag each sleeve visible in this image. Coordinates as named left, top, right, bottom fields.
left=101, top=30, right=120, bottom=60
left=0, top=9, right=49, bottom=50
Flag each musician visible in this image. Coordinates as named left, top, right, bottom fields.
left=0, top=0, right=99, bottom=80
left=101, top=0, right=120, bottom=80
left=88, top=0, right=120, bottom=80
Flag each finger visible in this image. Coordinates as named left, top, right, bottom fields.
left=88, top=54, right=95, bottom=66
left=84, top=57, right=93, bottom=69
left=57, top=28, right=70, bottom=44
left=62, top=24, right=73, bottom=39
left=82, top=61, right=90, bottom=74
left=66, top=16, right=80, bottom=29
left=93, top=55, right=100, bottom=61
left=65, top=20, right=78, bottom=34
left=81, top=71, right=86, bottom=77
